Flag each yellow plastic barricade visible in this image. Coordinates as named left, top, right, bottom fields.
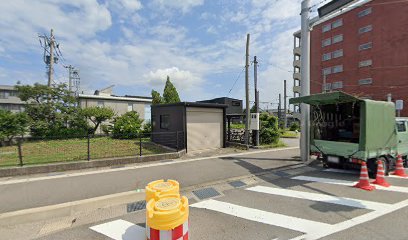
left=145, top=179, right=180, bottom=202
left=146, top=195, right=189, bottom=240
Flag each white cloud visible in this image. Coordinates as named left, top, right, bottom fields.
left=118, top=0, right=142, bottom=11
left=150, top=0, right=204, bottom=13
left=144, top=67, right=202, bottom=91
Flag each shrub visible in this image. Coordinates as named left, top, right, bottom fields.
left=289, top=122, right=300, bottom=131
left=141, top=121, right=152, bottom=135
left=112, top=111, right=143, bottom=139
left=259, top=112, right=280, bottom=145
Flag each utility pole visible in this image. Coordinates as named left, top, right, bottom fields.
left=254, top=56, right=260, bottom=146
left=48, top=29, right=55, bottom=87
left=278, top=94, right=282, bottom=128
left=300, top=0, right=311, bottom=162
left=65, top=65, right=81, bottom=96
left=284, top=80, right=287, bottom=129
left=245, top=33, right=250, bottom=149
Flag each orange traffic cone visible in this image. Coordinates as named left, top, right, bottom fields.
left=372, top=159, right=391, bottom=187
left=392, top=155, right=407, bottom=178
left=354, top=161, right=376, bottom=191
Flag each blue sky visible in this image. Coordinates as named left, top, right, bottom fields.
left=0, top=0, right=322, bottom=110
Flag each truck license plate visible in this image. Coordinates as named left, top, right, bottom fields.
left=327, top=156, right=339, bottom=164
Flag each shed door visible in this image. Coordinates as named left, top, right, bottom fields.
left=186, top=107, right=223, bottom=152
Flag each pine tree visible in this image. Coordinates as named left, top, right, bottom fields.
left=162, top=76, right=181, bottom=104
left=151, top=90, right=162, bottom=105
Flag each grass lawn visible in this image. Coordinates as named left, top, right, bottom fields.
left=281, top=131, right=299, bottom=138
left=0, top=137, right=170, bottom=168
left=261, top=140, right=287, bottom=148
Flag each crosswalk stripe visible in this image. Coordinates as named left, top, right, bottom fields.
left=90, top=219, right=145, bottom=240
left=292, top=176, right=408, bottom=193
left=323, top=169, right=358, bottom=174
left=246, top=185, right=390, bottom=210
left=191, top=199, right=331, bottom=234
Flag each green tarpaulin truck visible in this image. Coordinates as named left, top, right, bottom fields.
left=290, top=92, right=408, bottom=177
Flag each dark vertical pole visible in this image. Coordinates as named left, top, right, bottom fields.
left=139, top=135, right=142, bottom=156
left=284, top=80, right=287, bottom=129
left=228, top=117, right=231, bottom=142
left=244, top=33, right=250, bottom=150
left=87, top=134, right=90, bottom=161
left=176, top=131, right=179, bottom=152
left=278, top=93, right=282, bottom=128
left=18, top=139, right=23, bottom=166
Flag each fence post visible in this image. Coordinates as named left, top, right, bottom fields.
left=87, top=134, right=91, bottom=161
left=176, top=131, right=179, bottom=152
left=139, top=134, right=142, bottom=156
left=17, top=139, right=23, bottom=167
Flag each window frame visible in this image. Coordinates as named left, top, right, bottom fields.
left=359, top=42, right=372, bottom=51
left=396, top=121, right=406, bottom=132
left=332, top=49, right=344, bottom=58
left=160, top=114, right=170, bottom=129
left=358, top=78, right=373, bottom=85
left=358, top=7, right=372, bottom=18
left=332, top=19, right=343, bottom=29
left=332, top=34, right=343, bottom=44
left=322, top=38, right=332, bottom=47
left=331, top=81, right=343, bottom=90
left=322, top=24, right=331, bottom=33
left=359, top=59, right=373, bottom=68
left=127, top=103, right=133, bottom=112
left=332, top=65, right=343, bottom=73
left=97, top=101, right=105, bottom=107
left=323, top=67, right=332, bottom=76
left=322, top=53, right=332, bottom=61
left=359, top=25, right=373, bottom=34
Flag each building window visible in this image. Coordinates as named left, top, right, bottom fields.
left=322, top=38, right=331, bottom=47
left=332, top=49, right=343, bottom=58
left=332, top=65, right=343, bottom=73
left=323, top=68, right=332, bottom=75
left=322, top=24, right=331, bottom=33
left=232, top=100, right=241, bottom=106
left=160, top=115, right=170, bottom=129
left=127, top=103, right=133, bottom=112
left=359, top=59, right=372, bottom=68
left=358, top=7, right=372, bottom=18
left=358, top=78, right=373, bottom=85
left=332, top=34, right=343, bottom=44
left=359, top=42, right=372, bottom=51
left=332, top=19, right=343, bottom=29
left=332, top=81, right=343, bottom=90
left=359, top=25, right=373, bottom=34
left=323, top=83, right=332, bottom=91
left=0, top=91, right=7, bottom=99
left=322, top=53, right=332, bottom=61
left=97, top=101, right=104, bottom=107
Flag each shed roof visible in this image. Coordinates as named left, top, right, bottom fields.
left=151, top=102, right=228, bottom=109
left=289, top=91, right=361, bottom=105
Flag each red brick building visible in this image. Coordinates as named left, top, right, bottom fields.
left=309, top=0, right=408, bottom=116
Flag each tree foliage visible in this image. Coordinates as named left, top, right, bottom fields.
left=151, top=90, right=163, bottom=105
left=0, top=110, right=29, bottom=142
left=289, top=122, right=300, bottom=131
left=151, top=76, right=181, bottom=105
left=81, top=106, right=115, bottom=135
left=163, top=76, right=181, bottom=104
left=259, top=112, right=281, bottom=145
left=112, top=111, right=143, bottom=139
left=16, top=83, right=88, bottom=137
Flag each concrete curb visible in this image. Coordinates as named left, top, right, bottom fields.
left=0, top=190, right=145, bottom=226
left=0, top=150, right=186, bottom=178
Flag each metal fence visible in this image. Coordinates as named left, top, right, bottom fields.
left=227, top=129, right=253, bottom=145
left=0, top=132, right=184, bottom=168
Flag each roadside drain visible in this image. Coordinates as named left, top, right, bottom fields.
left=193, top=187, right=221, bottom=200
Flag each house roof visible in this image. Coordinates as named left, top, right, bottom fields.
left=199, top=97, right=242, bottom=102
left=78, top=94, right=152, bottom=103
left=151, top=102, right=228, bottom=109
left=289, top=91, right=361, bottom=105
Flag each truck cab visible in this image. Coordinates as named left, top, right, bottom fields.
left=396, top=118, right=408, bottom=167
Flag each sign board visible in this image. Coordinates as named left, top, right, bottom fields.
left=250, top=113, right=259, bottom=130
left=396, top=100, right=403, bottom=110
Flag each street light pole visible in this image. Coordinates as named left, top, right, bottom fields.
left=300, top=0, right=311, bottom=162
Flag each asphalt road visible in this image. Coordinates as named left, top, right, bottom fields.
left=34, top=159, right=408, bottom=240
left=0, top=144, right=300, bottom=213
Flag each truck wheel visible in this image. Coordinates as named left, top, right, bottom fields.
left=380, top=157, right=389, bottom=176
left=368, top=157, right=388, bottom=178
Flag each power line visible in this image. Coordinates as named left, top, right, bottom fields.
left=227, top=67, right=245, bottom=96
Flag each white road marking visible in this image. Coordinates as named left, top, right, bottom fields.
left=90, top=219, right=145, bottom=240
left=323, top=168, right=359, bottom=174
left=290, top=198, right=408, bottom=240
left=292, top=176, right=408, bottom=193
left=0, top=147, right=299, bottom=185
left=246, top=185, right=390, bottom=210
left=191, top=199, right=331, bottom=234
left=388, top=174, right=408, bottom=179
